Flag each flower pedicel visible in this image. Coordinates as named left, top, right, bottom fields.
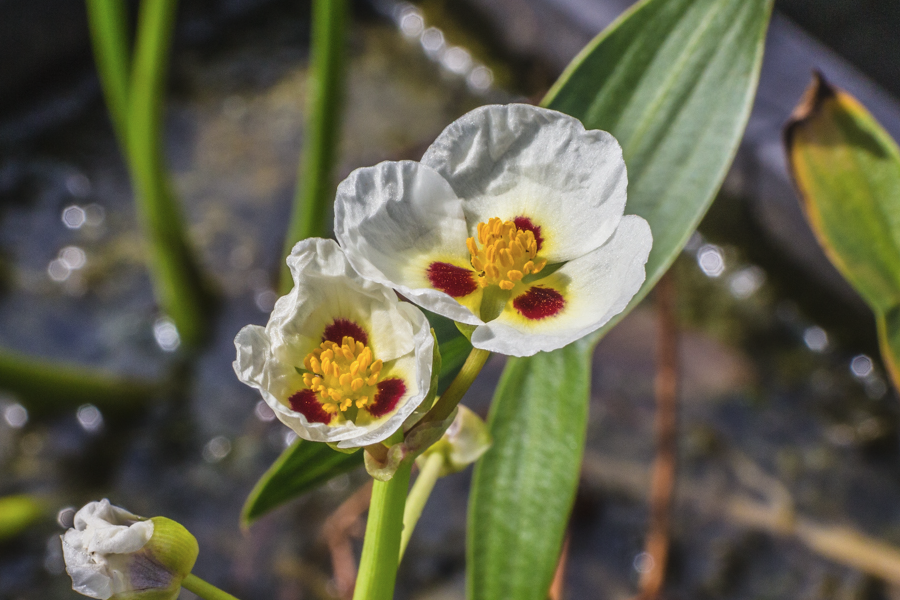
left=233, top=238, right=434, bottom=448
left=335, top=103, right=652, bottom=357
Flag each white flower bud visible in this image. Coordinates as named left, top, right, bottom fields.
left=61, top=500, right=198, bottom=600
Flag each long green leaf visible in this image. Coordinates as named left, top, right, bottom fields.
left=785, top=74, right=900, bottom=390
left=241, top=439, right=363, bottom=527
left=280, top=0, right=347, bottom=293
left=85, top=0, right=132, bottom=148
left=0, top=350, right=157, bottom=417
left=128, top=0, right=212, bottom=348
left=469, top=0, right=773, bottom=597
left=468, top=339, right=591, bottom=600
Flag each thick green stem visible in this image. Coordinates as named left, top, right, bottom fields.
left=85, top=0, right=132, bottom=148
left=421, top=348, right=491, bottom=425
left=281, top=0, right=347, bottom=293
left=181, top=574, right=242, bottom=600
left=129, top=0, right=211, bottom=347
left=353, top=460, right=412, bottom=600
left=399, top=452, right=444, bottom=560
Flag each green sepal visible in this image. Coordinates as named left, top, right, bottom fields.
left=454, top=321, right=477, bottom=340
left=404, top=329, right=442, bottom=428
left=110, top=517, right=198, bottom=600
left=326, top=442, right=362, bottom=455
left=364, top=408, right=458, bottom=481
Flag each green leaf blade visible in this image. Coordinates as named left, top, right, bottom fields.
left=468, top=340, right=592, bottom=600
left=241, top=439, right=363, bottom=527
left=545, top=0, right=773, bottom=324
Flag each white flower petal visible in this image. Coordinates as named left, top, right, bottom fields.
left=421, top=104, right=627, bottom=262
left=233, top=239, right=435, bottom=447
left=62, top=500, right=155, bottom=600
left=334, top=160, right=483, bottom=325
left=470, top=216, right=652, bottom=356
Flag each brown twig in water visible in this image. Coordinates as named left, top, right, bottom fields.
left=320, top=480, right=373, bottom=600
left=548, top=532, right=571, bottom=600
left=634, top=272, right=679, bottom=600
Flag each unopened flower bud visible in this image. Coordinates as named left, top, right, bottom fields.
left=61, top=500, right=198, bottom=600
left=416, top=405, right=491, bottom=476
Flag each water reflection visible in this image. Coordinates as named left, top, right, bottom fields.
left=153, top=317, right=181, bottom=352
left=3, top=402, right=28, bottom=428
left=76, top=404, right=103, bottom=433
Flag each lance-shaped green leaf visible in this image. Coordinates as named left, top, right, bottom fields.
left=469, top=0, right=773, bottom=598
left=468, top=339, right=591, bottom=600
left=0, top=349, right=157, bottom=417
left=785, top=74, right=900, bottom=390
left=241, top=439, right=363, bottom=527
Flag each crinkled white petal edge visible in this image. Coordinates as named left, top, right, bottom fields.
left=233, top=240, right=435, bottom=447
left=470, top=216, right=652, bottom=356
left=334, top=160, right=483, bottom=326
left=62, top=500, right=153, bottom=600
left=421, top=103, right=628, bottom=263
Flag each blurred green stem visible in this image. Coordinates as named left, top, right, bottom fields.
left=85, top=0, right=131, bottom=147
left=0, top=349, right=157, bottom=416
left=128, top=0, right=211, bottom=348
left=280, top=0, right=347, bottom=293
left=182, top=574, right=242, bottom=600
left=399, top=451, right=444, bottom=560
left=353, top=461, right=412, bottom=600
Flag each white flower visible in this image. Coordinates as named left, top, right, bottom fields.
left=233, top=238, right=435, bottom=448
left=334, top=104, right=652, bottom=357
left=61, top=499, right=197, bottom=600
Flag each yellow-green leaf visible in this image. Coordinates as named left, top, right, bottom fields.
left=785, top=74, right=900, bottom=389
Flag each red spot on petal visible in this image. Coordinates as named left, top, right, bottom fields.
left=367, top=378, right=406, bottom=418
left=427, top=262, right=477, bottom=297
left=514, top=216, right=544, bottom=251
left=323, top=318, right=368, bottom=346
left=513, top=286, right=565, bottom=320
left=289, top=389, right=332, bottom=424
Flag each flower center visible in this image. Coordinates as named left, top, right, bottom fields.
left=300, top=336, right=383, bottom=414
left=467, top=217, right=547, bottom=290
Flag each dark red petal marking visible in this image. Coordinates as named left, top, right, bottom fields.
left=323, top=318, right=368, bottom=346
left=513, top=216, right=544, bottom=251
left=367, top=378, right=406, bottom=418
left=288, top=389, right=332, bottom=424
left=427, top=262, right=477, bottom=297
left=513, top=286, right=565, bottom=320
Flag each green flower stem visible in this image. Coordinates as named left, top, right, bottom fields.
left=352, top=460, right=412, bottom=600
left=129, top=0, right=212, bottom=348
left=399, top=451, right=444, bottom=560
left=422, top=348, right=491, bottom=425
left=181, top=574, right=242, bottom=600
left=85, top=0, right=131, bottom=148
left=281, top=0, right=347, bottom=293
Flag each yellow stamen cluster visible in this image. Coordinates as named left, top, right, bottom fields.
left=301, top=336, right=383, bottom=414
left=467, top=217, right=547, bottom=290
